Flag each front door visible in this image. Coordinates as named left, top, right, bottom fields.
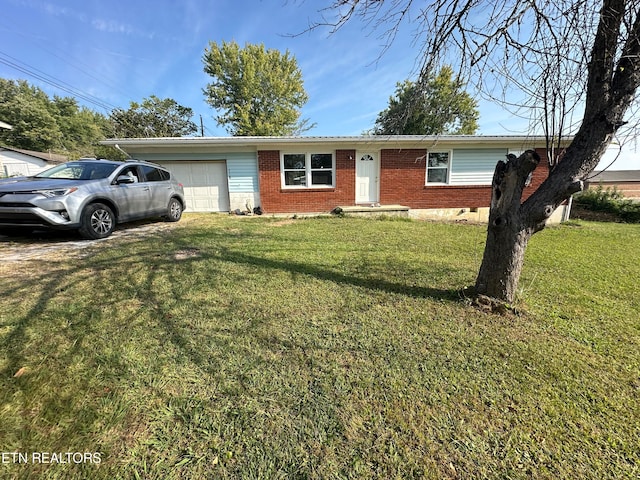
left=355, top=152, right=380, bottom=204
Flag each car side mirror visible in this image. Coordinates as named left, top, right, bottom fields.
left=116, top=175, right=134, bottom=184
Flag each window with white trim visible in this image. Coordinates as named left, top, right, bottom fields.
left=426, top=151, right=450, bottom=184
left=282, top=152, right=334, bottom=188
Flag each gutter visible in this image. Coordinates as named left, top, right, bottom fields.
left=102, top=134, right=573, bottom=150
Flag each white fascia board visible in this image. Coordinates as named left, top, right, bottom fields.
left=101, top=135, right=573, bottom=150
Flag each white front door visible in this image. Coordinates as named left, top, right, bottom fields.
left=355, top=151, right=380, bottom=204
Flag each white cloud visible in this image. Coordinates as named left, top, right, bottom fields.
left=91, top=19, right=135, bottom=36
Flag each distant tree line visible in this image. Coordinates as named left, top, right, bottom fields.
left=0, top=79, right=199, bottom=159
left=0, top=78, right=115, bottom=159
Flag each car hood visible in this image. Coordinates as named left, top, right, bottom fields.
left=0, top=177, right=97, bottom=193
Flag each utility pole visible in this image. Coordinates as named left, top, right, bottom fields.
left=200, top=115, right=204, bottom=137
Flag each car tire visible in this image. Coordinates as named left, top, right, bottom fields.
left=79, top=203, right=115, bottom=239
left=165, top=197, right=183, bottom=222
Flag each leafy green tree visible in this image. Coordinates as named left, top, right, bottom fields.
left=51, top=96, right=113, bottom=156
left=373, top=68, right=479, bottom=135
left=0, top=78, right=111, bottom=158
left=110, top=95, right=197, bottom=138
left=0, top=79, right=62, bottom=151
left=202, top=41, right=313, bottom=136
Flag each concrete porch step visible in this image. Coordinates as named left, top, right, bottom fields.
left=333, top=204, right=410, bottom=217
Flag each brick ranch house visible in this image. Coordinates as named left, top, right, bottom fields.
left=102, top=135, right=572, bottom=223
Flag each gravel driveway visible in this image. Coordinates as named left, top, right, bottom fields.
left=0, top=220, right=177, bottom=262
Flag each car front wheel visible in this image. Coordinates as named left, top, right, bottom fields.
left=79, top=203, right=115, bottom=239
left=165, top=198, right=183, bottom=222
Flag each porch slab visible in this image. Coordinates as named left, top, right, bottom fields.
left=333, top=205, right=410, bottom=217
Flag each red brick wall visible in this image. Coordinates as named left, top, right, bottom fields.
left=529, top=148, right=552, bottom=193
left=587, top=181, right=640, bottom=199
left=258, top=149, right=355, bottom=213
left=379, top=148, right=551, bottom=209
left=378, top=149, right=426, bottom=206
left=257, top=147, right=552, bottom=213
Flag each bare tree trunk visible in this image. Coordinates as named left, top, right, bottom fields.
left=475, top=227, right=533, bottom=305
left=475, top=113, right=626, bottom=305
left=474, top=0, right=640, bottom=305
left=474, top=151, right=540, bottom=303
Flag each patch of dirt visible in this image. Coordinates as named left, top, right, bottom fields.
left=0, top=220, right=179, bottom=263
left=270, top=219, right=297, bottom=227
left=174, top=247, right=201, bottom=260
left=569, top=206, right=621, bottom=222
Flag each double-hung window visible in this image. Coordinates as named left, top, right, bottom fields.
left=282, top=152, right=334, bottom=188
left=426, top=151, right=450, bottom=184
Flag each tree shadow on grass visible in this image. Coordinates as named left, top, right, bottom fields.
left=0, top=231, right=472, bottom=477
left=209, top=247, right=464, bottom=302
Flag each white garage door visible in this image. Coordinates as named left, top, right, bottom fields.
left=161, top=161, right=230, bottom=212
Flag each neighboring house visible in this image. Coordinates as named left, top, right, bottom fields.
left=102, top=135, right=572, bottom=223
left=584, top=170, right=640, bottom=199
left=0, top=146, right=67, bottom=177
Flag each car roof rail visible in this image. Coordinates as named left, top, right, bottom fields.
left=126, top=159, right=163, bottom=167
left=78, top=158, right=122, bottom=162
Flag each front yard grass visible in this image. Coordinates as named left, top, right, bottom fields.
left=1, top=215, right=638, bottom=479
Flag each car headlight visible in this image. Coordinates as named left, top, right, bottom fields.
left=37, top=187, right=78, bottom=198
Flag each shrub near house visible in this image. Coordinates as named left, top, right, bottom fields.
left=573, top=185, right=640, bottom=223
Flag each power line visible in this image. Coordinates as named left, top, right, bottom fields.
left=0, top=50, right=117, bottom=111
left=0, top=18, right=132, bottom=100
left=0, top=53, right=149, bottom=141
left=0, top=48, right=210, bottom=139
left=0, top=51, right=206, bottom=137
left=0, top=17, right=208, bottom=137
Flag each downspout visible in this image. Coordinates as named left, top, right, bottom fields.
left=562, top=195, right=574, bottom=222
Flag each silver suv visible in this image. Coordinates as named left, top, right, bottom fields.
left=0, top=159, right=185, bottom=239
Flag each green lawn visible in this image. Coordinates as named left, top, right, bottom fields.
left=1, top=215, right=638, bottom=479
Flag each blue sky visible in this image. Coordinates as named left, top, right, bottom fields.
left=1, top=0, right=637, bottom=169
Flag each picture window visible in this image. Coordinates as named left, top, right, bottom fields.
left=282, top=152, right=334, bottom=188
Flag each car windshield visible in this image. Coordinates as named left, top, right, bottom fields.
left=35, top=162, right=118, bottom=180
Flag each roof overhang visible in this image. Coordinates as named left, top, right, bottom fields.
left=588, top=170, right=640, bottom=182
left=102, top=135, right=573, bottom=152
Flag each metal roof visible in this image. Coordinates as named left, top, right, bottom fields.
left=588, top=170, right=640, bottom=182
left=102, top=134, right=571, bottom=149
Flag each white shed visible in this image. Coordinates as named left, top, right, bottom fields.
left=0, top=147, right=67, bottom=178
